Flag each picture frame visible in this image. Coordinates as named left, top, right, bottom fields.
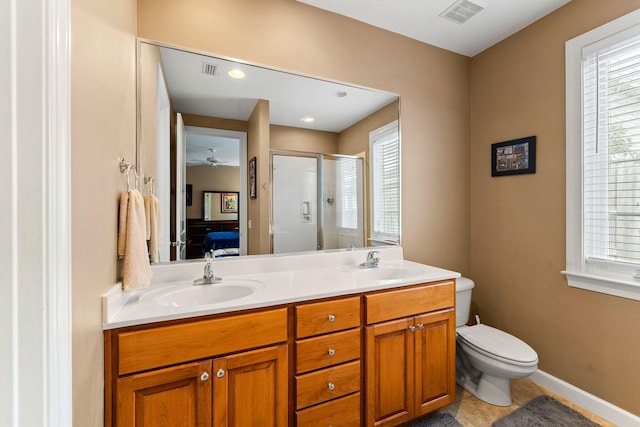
left=491, top=136, right=536, bottom=177
left=221, top=192, right=238, bottom=213
left=249, top=156, right=257, bottom=199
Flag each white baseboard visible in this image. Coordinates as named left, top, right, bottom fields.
left=530, top=370, right=640, bottom=427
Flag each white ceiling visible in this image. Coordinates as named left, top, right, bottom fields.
left=297, top=0, right=571, bottom=57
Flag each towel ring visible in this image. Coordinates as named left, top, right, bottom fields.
left=125, top=165, right=139, bottom=191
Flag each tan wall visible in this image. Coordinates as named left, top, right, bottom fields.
left=270, top=125, right=339, bottom=154
left=71, top=0, right=137, bottom=425
left=247, top=99, right=271, bottom=254
left=137, top=0, right=471, bottom=273
left=186, top=165, right=240, bottom=219
left=469, top=0, right=640, bottom=415
left=339, top=100, right=399, bottom=156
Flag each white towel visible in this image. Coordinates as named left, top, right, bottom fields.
left=147, top=195, right=161, bottom=263
left=119, top=189, right=152, bottom=291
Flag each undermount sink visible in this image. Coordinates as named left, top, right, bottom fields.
left=351, top=265, right=425, bottom=282
left=149, top=279, right=264, bottom=308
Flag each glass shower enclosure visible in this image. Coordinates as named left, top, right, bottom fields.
left=271, top=151, right=365, bottom=254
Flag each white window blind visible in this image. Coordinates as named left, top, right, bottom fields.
left=370, top=121, right=400, bottom=242
left=583, top=35, right=640, bottom=266
left=336, top=157, right=358, bottom=229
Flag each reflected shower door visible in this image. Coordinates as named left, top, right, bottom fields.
left=272, top=155, right=318, bottom=253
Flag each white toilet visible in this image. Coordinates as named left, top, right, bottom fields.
left=455, top=277, right=538, bottom=406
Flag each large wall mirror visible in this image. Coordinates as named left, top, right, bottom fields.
left=137, top=40, right=400, bottom=263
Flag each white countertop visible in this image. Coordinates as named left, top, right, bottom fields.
left=103, top=247, right=460, bottom=330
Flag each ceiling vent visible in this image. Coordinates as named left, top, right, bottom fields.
left=201, top=62, right=217, bottom=77
left=439, top=0, right=486, bottom=24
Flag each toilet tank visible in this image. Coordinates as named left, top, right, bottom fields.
left=455, top=277, right=475, bottom=327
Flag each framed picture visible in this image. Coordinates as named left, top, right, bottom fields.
left=491, top=136, right=536, bottom=177
left=249, top=156, right=257, bottom=199
left=221, top=193, right=238, bottom=213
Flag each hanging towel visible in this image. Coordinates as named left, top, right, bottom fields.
left=144, top=196, right=152, bottom=240
left=119, top=189, right=152, bottom=291
left=147, top=194, right=161, bottom=263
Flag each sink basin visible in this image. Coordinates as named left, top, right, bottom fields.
left=351, top=265, right=424, bottom=283
left=150, top=279, right=264, bottom=307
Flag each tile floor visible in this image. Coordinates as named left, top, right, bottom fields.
left=432, top=378, right=617, bottom=427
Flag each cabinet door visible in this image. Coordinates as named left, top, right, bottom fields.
left=213, top=344, right=288, bottom=427
left=116, top=360, right=212, bottom=427
left=414, top=309, right=456, bottom=416
left=365, top=318, right=414, bottom=427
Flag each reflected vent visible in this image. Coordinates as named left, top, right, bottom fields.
left=440, top=0, right=486, bottom=24
left=201, top=62, right=217, bottom=76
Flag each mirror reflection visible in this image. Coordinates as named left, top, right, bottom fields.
left=137, top=41, right=400, bottom=263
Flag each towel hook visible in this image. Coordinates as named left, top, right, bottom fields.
left=124, top=164, right=139, bottom=191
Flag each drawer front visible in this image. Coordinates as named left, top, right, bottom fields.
left=296, top=297, right=360, bottom=338
left=296, top=392, right=360, bottom=427
left=117, top=308, right=288, bottom=375
left=365, top=281, right=454, bottom=324
left=296, top=360, right=360, bottom=409
left=296, top=329, right=361, bottom=374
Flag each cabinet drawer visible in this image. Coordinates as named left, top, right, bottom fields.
left=365, top=281, right=454, bottom=324
left=296, top=360, right=360, bottom=409
left=117, top=308, right=287, bottom=375
left=296, top=392, right=360, bottom=427
left=296, top=297, right=360, bottom=338
left=296, top=329, right=361, bottom=374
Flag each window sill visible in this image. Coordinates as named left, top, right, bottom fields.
left=561, top=270, right=640, bottom=301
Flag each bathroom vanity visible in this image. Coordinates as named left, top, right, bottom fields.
left=103, top=247, right=459, bottom=426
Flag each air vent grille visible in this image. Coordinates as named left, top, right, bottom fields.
left=440, top=0, right=485, bottom=24
left=201, top=62, right=217, bottom=76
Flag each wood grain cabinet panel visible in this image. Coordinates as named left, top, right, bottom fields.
left=295, top=392, right=361, bottom=427
left=295, top=297, right=360, bottom=338
left=296, top=328, right=361, bottom=374
left=295, top=360, right=361, bottom=410
left=116, top=360, right=212, bottom=427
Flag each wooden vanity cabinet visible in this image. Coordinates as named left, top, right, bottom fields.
left=106, top=308, right=288, bottom=427
left=294, top=297, right=362, bottom=426
left=364, top=281, right=456, bottom=427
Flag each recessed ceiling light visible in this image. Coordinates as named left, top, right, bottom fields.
left=301, top=116, right=315, bottom=123
left=227, top=69, right=245, bottom=79
left=333, top=90, right=348, bottom=98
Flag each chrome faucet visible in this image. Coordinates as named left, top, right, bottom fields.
left=359, top=250, right=380, bottom=269
left=193, top=251, right=221, bottom=285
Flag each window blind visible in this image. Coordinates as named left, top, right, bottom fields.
left=583, top=35, right=640, bottom=265
left=336, top=157, right=358, bottom=229
left=370, top=122, right=400, bottom=241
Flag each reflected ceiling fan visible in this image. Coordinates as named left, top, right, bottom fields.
left=188, top=148, right=229, bottom=169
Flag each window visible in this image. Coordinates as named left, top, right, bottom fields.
left=565, top=9, right=640, bottom=301
left=336, top=156, right=359, bottom=229
left=369, top=120, right=400, bottom=244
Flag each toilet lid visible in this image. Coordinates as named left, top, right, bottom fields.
left=457, top=324, right=538, bottom=365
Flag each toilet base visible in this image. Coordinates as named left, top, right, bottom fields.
left=457, top=371, right=512, bottom=406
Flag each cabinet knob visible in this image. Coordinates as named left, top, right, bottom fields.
left=408, top=325, right=416, bottom=332
left=417, top=323, right=424, bottom=330
left=216, top=368, right=225, bottom=378
left=328, top=348, right=336, bottom=357
left=327, top=382, right=336, bottom=391
left=200, top=372, right=210, bottom=382
left=327, top=314, right=336, bottom=322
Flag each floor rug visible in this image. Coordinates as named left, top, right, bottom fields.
left=492, top=395, right=601, bottom=427
left=409, top=413, right=464, bottom=427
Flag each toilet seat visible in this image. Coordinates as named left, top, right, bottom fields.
left=457, top=324, right=538, bottom=367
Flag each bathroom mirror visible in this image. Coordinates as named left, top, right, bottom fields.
left=137, top=40, right=400, bottom=262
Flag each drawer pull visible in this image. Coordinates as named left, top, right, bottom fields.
left=200, top=372, right=209, bottom=382
left=216, top=368, right=225, bottom=378
left=327, top=314, right=336, bottom=322
left=328, top=348, right=336, bottom=357
left=327, top=382, right=336, bottom=391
